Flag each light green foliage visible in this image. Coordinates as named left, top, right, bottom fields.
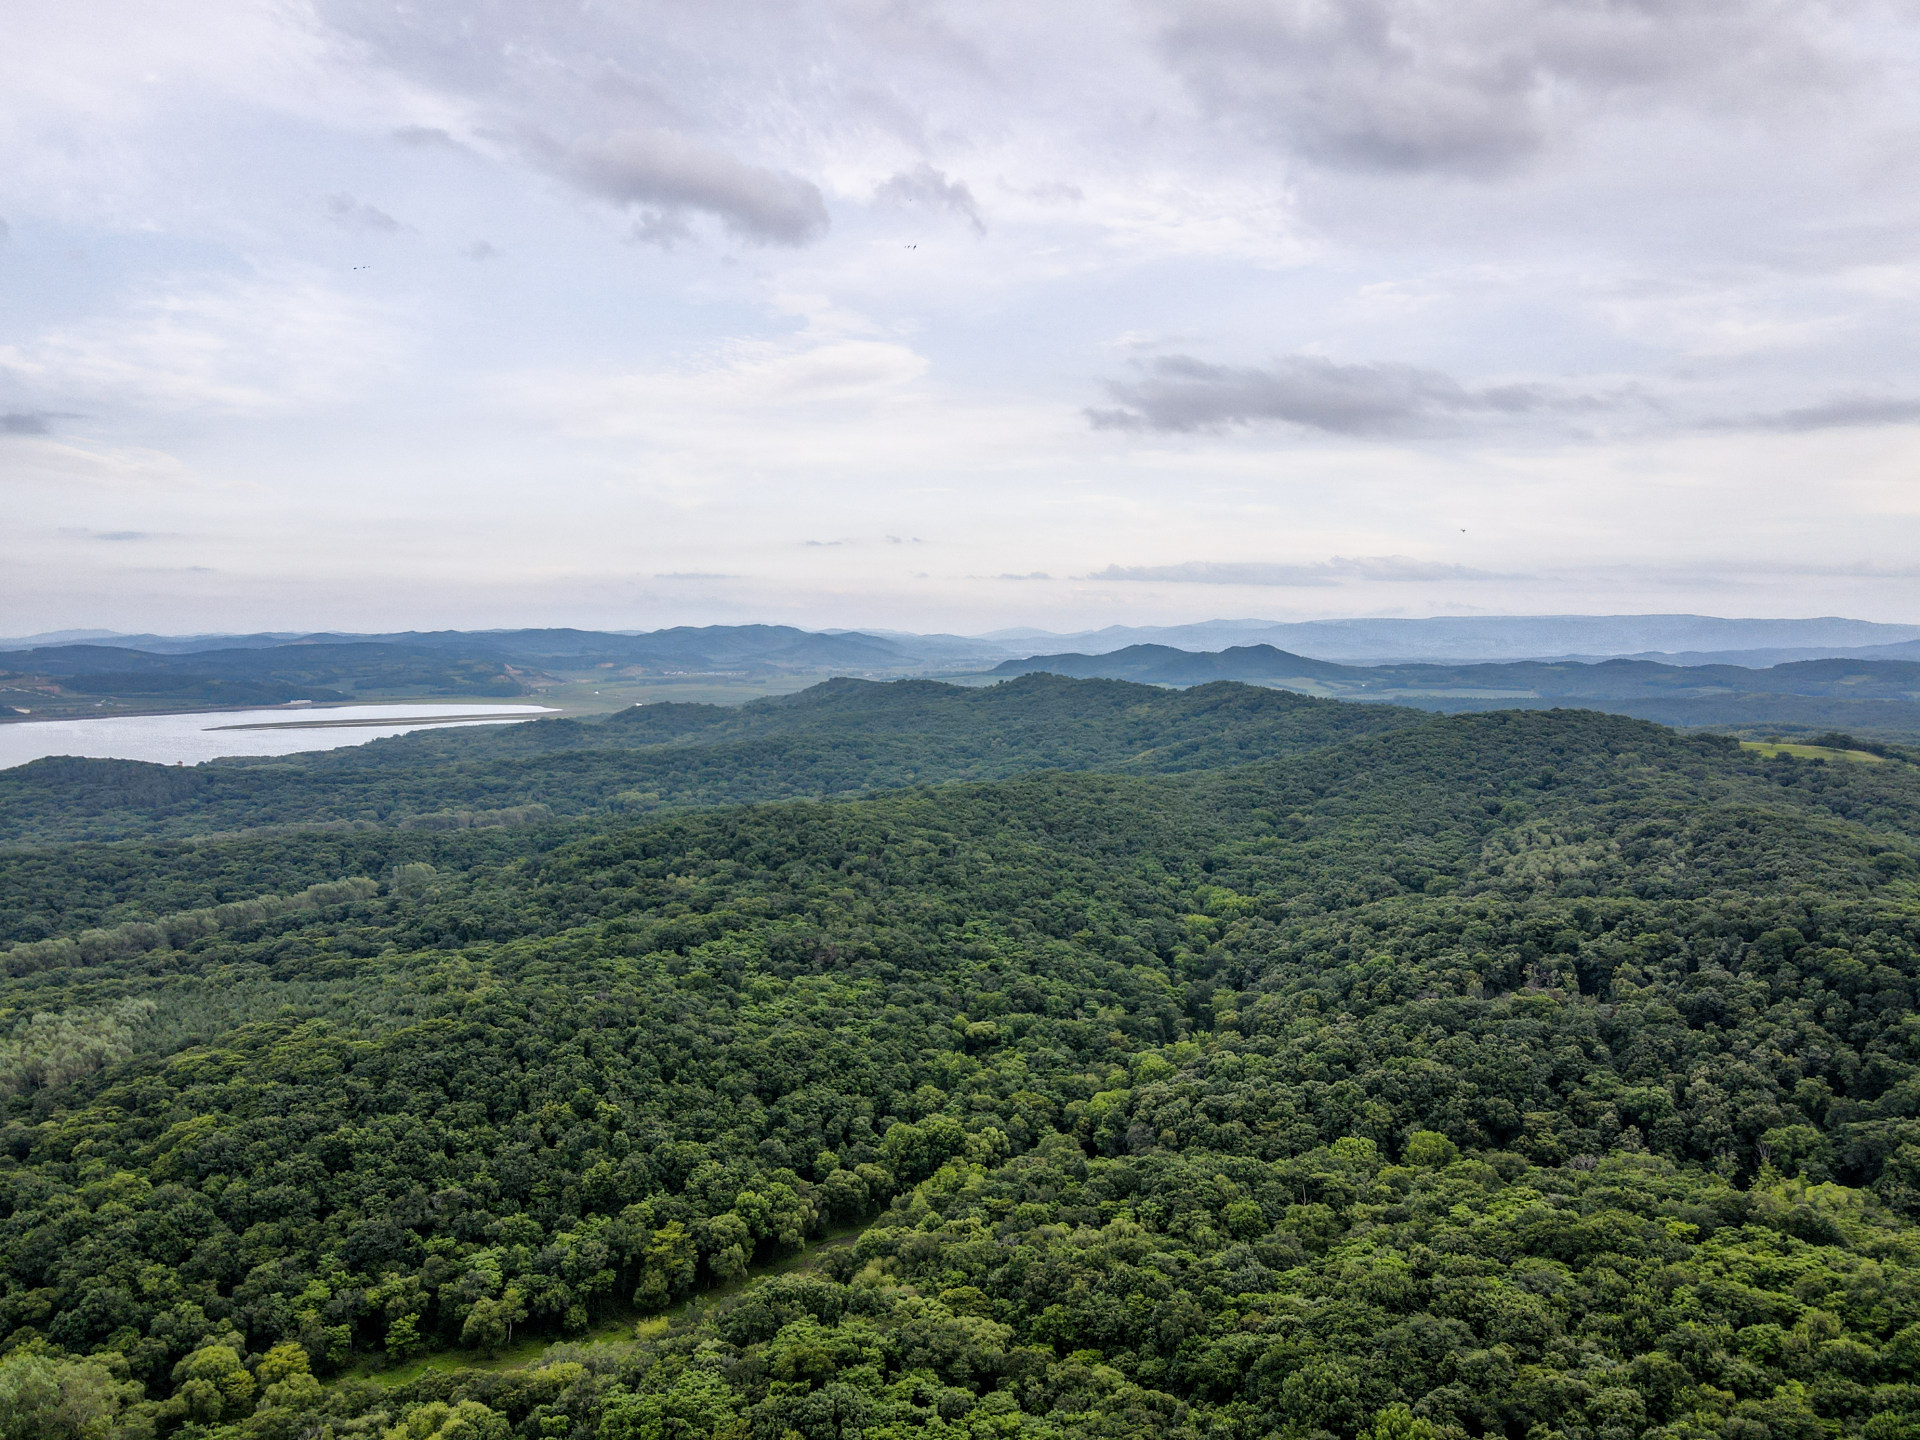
left=167, top=1342, right=253, bottom=1424
left=461, top=1288, right=528, bottom=1354
left=253, top=1340, right=322, bottom=1413
left=0, top=998, right=154, bottom=1095
left=1366, top=1403, right=1444, bottom=1440
left=0, top=1351, right=140, bottom=1440
left=632, top=1226, right=697, bottom=1312
left=1742, top=740, right=1886, bottom=764
left=601, top=1370, right=748, bottom=1440
left=387, top=1314, right=425, bottom=1362
left=383, top=1399, right=510, bottom=1440
left=1223, top=1197, right=1266, bottom=1237
left=1402, top=1130, right=1459, bottom=1168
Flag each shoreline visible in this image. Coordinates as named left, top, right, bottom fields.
left=0, top=698, right=563, bottom=727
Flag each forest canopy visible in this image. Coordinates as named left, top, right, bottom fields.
left=2, top=680, right=1919, bottom=1440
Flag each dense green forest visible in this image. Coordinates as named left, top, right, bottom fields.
left=0, top=677, right=1420, bottom=849
left=4, top=681, right=1920, bottom=1440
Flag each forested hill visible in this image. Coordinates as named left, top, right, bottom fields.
left=0, top=627, right=1014, bottom=719
left=993, top=646, right=1920, bottom=739
left=5, top=697, right=1920, bottom=1440
left=0, top=675, right=1422, bottom=847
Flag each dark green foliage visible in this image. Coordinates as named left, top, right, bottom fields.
left=0, top=675, right=1421, bottom=847
left=2, top=688, right=1920, bottom=1440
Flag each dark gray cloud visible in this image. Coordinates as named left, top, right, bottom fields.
left=629, top=210, right=694, bottom=250
left=462, top=240, right=498, bottom=261
left=1152, top=0, right=1846, bottom=175
left=559, top=130, right=828, bottom=246
left=391, top=124, right=460, bottom=148
left=1097, top=359, right=1920, bottom=440
left=317, top=3, right=832, bottom=247
left=1090, top=354, right=1555, bottom=436
left=94, top=531, right=153, bottom=542
left=1735, top=395, right=1920, bottom=432
left=1087, top=557, right=1499, bottom=586
left=876, top=163, right=986, bottom=234
left=0, top=411, right=74, bottom=435
left=324, top=194, right=401, bottom=232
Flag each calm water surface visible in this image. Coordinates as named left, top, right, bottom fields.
left=0, top=703, right=557, bottom=770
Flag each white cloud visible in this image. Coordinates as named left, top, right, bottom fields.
left=514, top=338, right=933, bottom=441
left=4, top=0, right=1920, bottom=630
left=1086, top=557, right=1506, bottom=585
left=0, top=274, right=409, bottom=418
left=0, top=435, right=198, bottom=490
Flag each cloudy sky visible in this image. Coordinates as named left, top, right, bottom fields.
left=5, top=0, right=1920, bottom=635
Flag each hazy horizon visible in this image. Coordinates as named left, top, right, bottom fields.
left=10, top=610, right=1920, bottom=655
left=7, top=2, right=1920, bottom=633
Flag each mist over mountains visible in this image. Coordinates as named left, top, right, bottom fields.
left=992, top=643, right=1920, bottom=739
left=9, top=612, right=1920, bottom=667
left=5, top=614, right=1920, bottom=738
left=988, top=613, right=1920, bottom=665
left=0, top=626, right=1005, bottom=670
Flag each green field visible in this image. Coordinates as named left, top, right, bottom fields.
left=1739, top=739, right=1888, bottom=763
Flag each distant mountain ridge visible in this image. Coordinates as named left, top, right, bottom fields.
left=993, top=643, right=1355, bottom=684
left=7, top=617, right=1920, bottom=727
left=1001, top=613, right=1920, bottom=663
left=0, top=625, right=1005, bottom=668
left=0, top=627, right=1016, bottom=721
left=992, top=641, right=1920, bottom=696
left=10, top=613, right=1920, bottom=666
left=993, top=643, right=1920, bottom=737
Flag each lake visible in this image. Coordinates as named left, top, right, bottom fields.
left=0, top=703, right=559, bottom=770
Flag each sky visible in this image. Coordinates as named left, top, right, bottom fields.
left=5, top=0, right=1920, bottom=636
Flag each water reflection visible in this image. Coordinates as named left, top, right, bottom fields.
left=0, top=703, right=557, bottom=770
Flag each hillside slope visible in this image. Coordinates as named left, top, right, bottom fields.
left=0, top=676, right=1424, bottom=848
left=3, top=704, right=1920, bottom=1440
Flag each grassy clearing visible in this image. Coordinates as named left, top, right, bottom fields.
left=527, top=672, right=828, bottom=715
left=1741, top=740, right=1887, bottom=764
left=348, top=1221, right=868, bottom=1391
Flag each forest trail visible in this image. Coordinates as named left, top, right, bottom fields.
left=357, top=1220, right=871, bottom=1390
